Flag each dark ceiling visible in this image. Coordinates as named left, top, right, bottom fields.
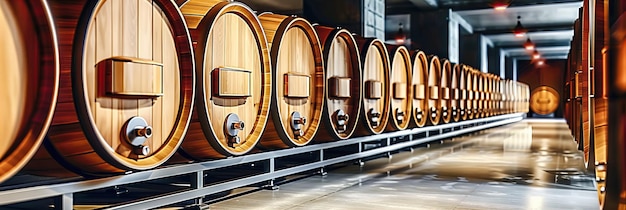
left=386, top=0, right=583, bottom=60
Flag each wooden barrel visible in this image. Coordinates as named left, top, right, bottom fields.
left=507, top=80, right=515, bottom=114
left=492, top=75, right=500, bottom=115
left=475, top=70, right=485, bottom=118
left=465, top=66, right=475, bottom=120
left=354, top=38, right=390, bottom=135
left=178, top=1, right=271, bottom=159
left=483, top=73, right=491, bottom=117
left=439, top=59, right=453, bottom=124
left=523, top=83, right=530, bottom=113
left=530, top=86, right=558, bottom=115
left=499, top=78, right=505, bottom=114
left=0, top=1, right=59, bottom=182
left=427, top=55, right=442, bottom=125
left=451, top=63, right=461, bottom=122
left=482, top=73, right=491, bottom=117
left=25, top=0, right=194, bottom=177
left=386, top=45, right=412, bottom=131
left=257, top=13, right=324, bottom=148
left=313, top=26, right=362, bottom=141
left=411, top=51, right=429, bottom=127
left=459, top=65, right=470, bottom=120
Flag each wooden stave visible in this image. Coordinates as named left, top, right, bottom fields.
left=0, top=1, right=59, bottom=182
left=257, top=14, right=325, bottom=148
left=426, top=55, right=442, bottom=125
left=450, top=63, right=461, bottom=122
left=25, top=0, right=195, bottom=177
left=353, top=38, right=390, bottom=136
left=385, top=45, right=412, bottom=131
left=178, top=1, right=271, bottom=159
left=439, top=59, right=453, bottom=124
left=313, top=26, right=362, bottom=142
left=410, top=51, right=429, bottom=127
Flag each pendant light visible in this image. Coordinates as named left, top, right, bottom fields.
left=395, top=23, right=406, bottom=45
left=532, top=50, right=541, bottom=59
left=513, top=16, right=526, bottom=37
left=524, top=37, right=535, bottom=50
left=490, top=0, right=510, bottom=10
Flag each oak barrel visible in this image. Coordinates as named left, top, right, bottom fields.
left=386, top=45, right=413, bottom=131
left=439, top=59, right=453, bottom=124
left=313, top=26, right=362, bottom=141
left=411, top=51, right=429, bottom=127
left=530, top=86, right=559, bottom=115
left=257, top=13, right=324, bottom=148
left=458, top=64, right=469, bottom=121
left=0, top=1, right=59, bottom=182
left=450, top=63, right=461, bottom=122
left=482, top=73, right=490, bottom=117
left=474, top=69, right=486, bottom=118
left=427, top=55, right=442, bottom=125
left=178, top=0, right=271, bottom=159
left=26, top=0, right=195, bottom=177
left=464, top=66, right=475, bottom=120
left=354, top=38, right=390, bottom=135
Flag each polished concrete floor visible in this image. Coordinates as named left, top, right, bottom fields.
left=210, top=119, right=599, bottom=210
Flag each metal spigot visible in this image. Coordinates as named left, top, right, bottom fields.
left=291, top=112, right=306, bottom=139
left=335, top=110, right=349, bottom=133
left=368, top=109, right=381, bottom=127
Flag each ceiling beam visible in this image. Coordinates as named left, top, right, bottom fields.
left=407, top=0, right=438, bottom=9
left=515, top=55, right=569, bottom=60
left=455, top=1, right=583, bottom=15
left=477, top=24, right=573, bottom=35
left=498, top=41, right=572, bottom=49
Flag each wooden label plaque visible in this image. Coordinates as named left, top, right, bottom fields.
left=365, top=80, right=382, bottom=99
left=212, top=67, right=252, bottom=98
left=413, top=84, right=425, bottom=100
left=393, top=83, right=407, bottom=99
left=284, top=73, right=310, bottom=98
left=98, top=56, right=163, bottom=98
left=329, top=77, right=351, bottom=98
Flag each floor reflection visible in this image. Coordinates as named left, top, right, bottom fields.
left=210, top=119, right=599, bottom=210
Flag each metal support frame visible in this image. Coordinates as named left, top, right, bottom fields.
left=0, top=113, right=525, bottom=210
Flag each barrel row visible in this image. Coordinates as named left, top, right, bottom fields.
left=0, top=0, right=530, bottom=181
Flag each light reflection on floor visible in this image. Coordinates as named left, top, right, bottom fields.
left=210, top=119, right=599, bottom=210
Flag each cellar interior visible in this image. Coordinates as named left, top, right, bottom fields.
left=0, top=0, right=623, bottom=209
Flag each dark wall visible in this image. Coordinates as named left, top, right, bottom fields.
left=518, top=59, right=567, bottom=117
left=303, top=0, right=363, bottom=35
left=409, top=10, right=449, bottom=57
left=487, top=45, right=500, bottom=75
left=505, top=57, right=514, bottom=79
left=460, top=31, right=480, bottom=68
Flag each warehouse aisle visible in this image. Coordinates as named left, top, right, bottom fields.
left=209, top=119, right=599, bottom=210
